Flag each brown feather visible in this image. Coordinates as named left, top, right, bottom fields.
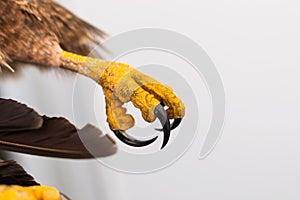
left=0, top=99, right=117, bottom=159
left=0, top=0, right=106, bottom=70
left=0, top=98, right=43, bottom=132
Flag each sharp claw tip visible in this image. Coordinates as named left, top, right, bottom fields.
left=161, top=143, right=167, bottom=149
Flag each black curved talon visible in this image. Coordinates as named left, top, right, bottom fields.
left=113, top=130, right=158, bottom=147
left=154, top=104, right=171, bottom=149
left=170, top=118, right=182, bottom=130
left=155, top=118, right=182, bottom=131
left=158, top=102, right=182, bottom=130
left=113, top=104, right=171, bottom=149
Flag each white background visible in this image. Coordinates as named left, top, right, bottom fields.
left=1, top=0, right=300, bottom=199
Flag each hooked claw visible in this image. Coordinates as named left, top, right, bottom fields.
left=155, top=102, right=182, bottom=131
left=170, top=118, right=182, bottom=130
left=113, top=104, right=174, bottom=149
left=113, top=130, right=158, bottom=147
left=155, top=118, right=182, bottom=131
left=154, top=104, right=171, bottom=149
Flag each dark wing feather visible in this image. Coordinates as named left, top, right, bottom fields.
left=0, top=160, right=39, bottom=186
left=0, top=98, right=43, bottom=132
left=0, top=99, right=117, bottom=159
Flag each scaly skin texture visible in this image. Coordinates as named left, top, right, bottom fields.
left=0, top=185, right=60, bottom=200
left=60, top=50, right=185, bottom=131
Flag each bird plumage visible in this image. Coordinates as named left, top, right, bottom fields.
left=0, top=0, right=106, bottom=70
left=0, top=98, right=117, bottom=159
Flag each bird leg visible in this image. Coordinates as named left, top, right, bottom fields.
left=60, top=50, right=185, bottom=149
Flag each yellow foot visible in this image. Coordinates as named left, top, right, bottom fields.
left=60, top=50, right=185, bottom=148
left=0, top=185, right=62, bottom=200
left=99, top=62, right=185, bottom=126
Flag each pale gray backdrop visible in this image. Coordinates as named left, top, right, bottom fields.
left=1, top=0, right=300, bottom=199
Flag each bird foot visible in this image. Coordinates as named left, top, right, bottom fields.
left=60, top=51, right=185, bottom=149
left=99, top=62, right=185, bottom=149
